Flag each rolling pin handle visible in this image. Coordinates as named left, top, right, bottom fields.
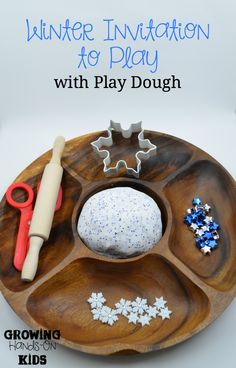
left=21, top=236, right=44, bottom=282
left=50, top=136, right=65, bottom=165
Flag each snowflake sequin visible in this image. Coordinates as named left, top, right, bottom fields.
left=158, top=307, right=172, bottom=320
left=154, top=296, right=167, bottom=310
left=100, top=306, right=118, bottom=326
left=131, top=297, right=148, bottom=314
left=87, top=292, right=172, bottom=327
left=87, top=292, right=106, bottom=309
left=91, top=308, right=102, bottom=321
left=127, top=312, right=139, bottom=324
left=138, top=314, right=151, bottom=326
left=147, top=305, right=158, bottom=318
left=115, top=298, right=132, bottom=316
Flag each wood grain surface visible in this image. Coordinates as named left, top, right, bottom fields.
left=0, top=130, right=235, bottom=355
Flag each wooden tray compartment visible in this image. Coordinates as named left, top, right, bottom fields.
left=0, top=131, right=235, bottom=355
left=27, top=256, right=210, bottom=348
left=164, top=159, right=236, bottom=291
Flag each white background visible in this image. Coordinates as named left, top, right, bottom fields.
left=0, top=0, right=235, bottom=367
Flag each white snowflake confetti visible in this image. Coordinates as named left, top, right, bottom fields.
left=91, top=308, right=102, bottom=321
left=100, top=306, right=118, bottom=326
left=138, top=314, right=151, bottom=326
left=147, top=305, right=158, bottom=318
left=154, top=296, right=167, bottom=310
left=115, top=298, right=132, bottom=316
left=88, top=292, right=172, bottom=327
left=127, top=312, right=139, bottom=324
left=131, top=297, right=148, bottom=314
left=158, top=307, right=172, bottom=320
left=87, top=292, right=106, bottom=309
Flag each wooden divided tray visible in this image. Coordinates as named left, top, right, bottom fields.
left=0, top=130, right=235, bottom=355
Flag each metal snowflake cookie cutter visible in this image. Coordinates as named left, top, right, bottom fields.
left=91, top=120, right=157, bottom=178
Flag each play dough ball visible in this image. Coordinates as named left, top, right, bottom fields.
left=77, top=187, right=162, bottom=258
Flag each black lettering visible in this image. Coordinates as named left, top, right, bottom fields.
left=40, top=355, right=47, bottom=365
left=131, top=75, right=142, bottom=88
left=162, top=78, right=171, bottom=92
left=18, top=355, right=28, bottom=365
left=52, top=330, right=60, bottom=340
left=54, top=78, right=68, bottom=88
left=171, top=75, right=181, bottom=88
left=4, top=330, right=13, bottom=339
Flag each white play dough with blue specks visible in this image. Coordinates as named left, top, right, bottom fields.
left=77, top=187, right=162, bottom=258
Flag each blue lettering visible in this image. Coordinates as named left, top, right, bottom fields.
left=78, top=46, right=100, bottom=69
left=109, top=46, right=159, bottom=73
left=26, top=19, right=43, bottom=41
left=185, top=23, right=197, bottom=39
left=197, top=24, right=210, bottom=39
left=103, top=19, right=115, bottom=41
